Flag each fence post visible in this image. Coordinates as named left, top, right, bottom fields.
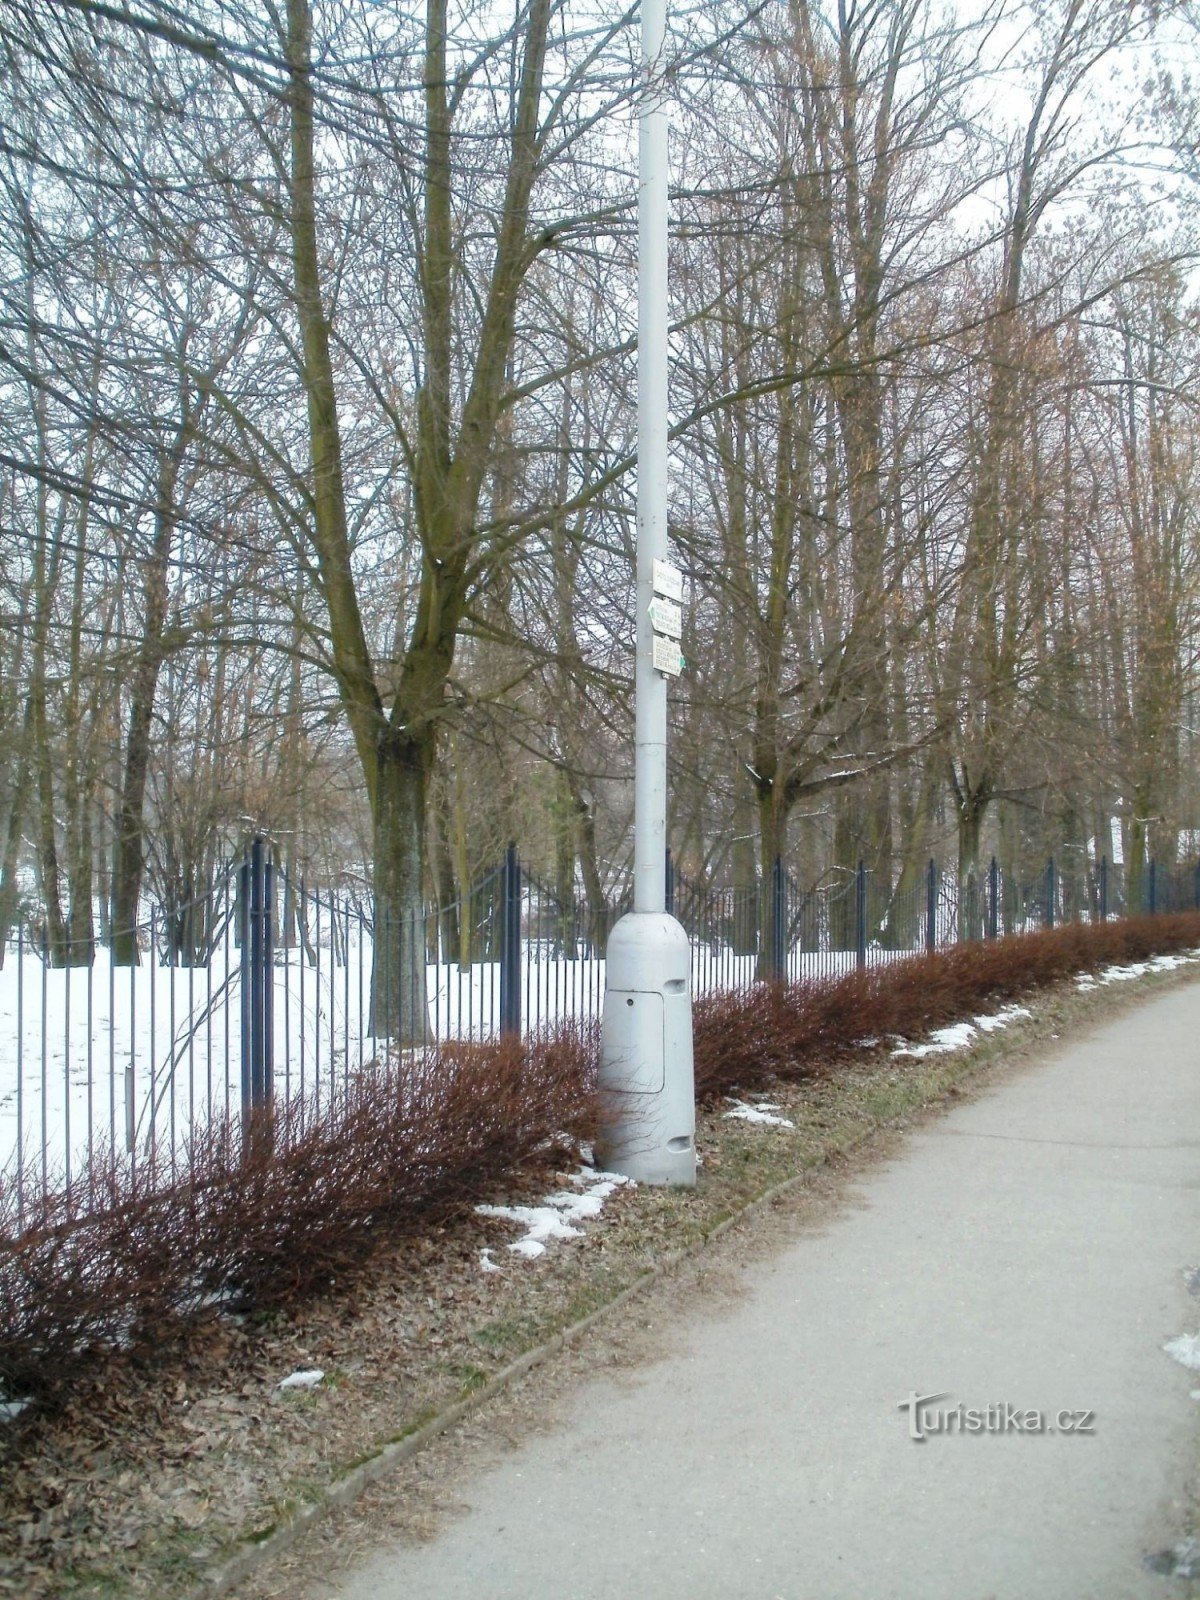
left=499, top=842, right=522, bottom=1037
left=1148, top=857, right=1157, bottom=916
left=771, top=854, right=786, bottom=981
left=263, top=845, right=274, bottom=1105
left=240, top=835, right=274, bottom=1127
left=239, top=860, right=249, bottom=1115
left=988, top=856, right=999, bottom=939
left=665, top=846, right=674, bottom=917
left=1100, top=855, right=1108, bottom=923
left=855, top=859, right=867, bottom=970
left=926, top=858, right=937, bottom=953
left=1045, top=857, right=1055, bottom=929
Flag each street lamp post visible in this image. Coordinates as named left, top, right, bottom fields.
left=595, top=0, right=695, bottom=1187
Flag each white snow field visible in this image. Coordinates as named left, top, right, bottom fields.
left=0, top=932, right=532, bottom=1192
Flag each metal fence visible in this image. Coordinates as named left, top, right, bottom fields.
left=2, top=838, right=1198, bottom=1213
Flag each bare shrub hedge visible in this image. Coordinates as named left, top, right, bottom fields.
left=692, top=913, right=1200, bottom=1100
left=0, top=1027, right=597, bottom=1402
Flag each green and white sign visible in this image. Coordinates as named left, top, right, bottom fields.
left=652, top=635, right=684, bottom=677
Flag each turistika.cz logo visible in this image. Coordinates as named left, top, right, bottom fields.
left=897, top=1392, right=1096, bottom=1442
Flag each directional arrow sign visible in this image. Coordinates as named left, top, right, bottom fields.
left=648, top=596, right=682, bottom=637
left=653, top=635, right=684, bottom=677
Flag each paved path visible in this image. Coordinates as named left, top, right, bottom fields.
left=333, top=983, right=1200, bottom=1600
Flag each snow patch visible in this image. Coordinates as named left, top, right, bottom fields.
left=476, top=1168, right=630, bottom=1260
left=479, top=1248, right=501, bottom=1275
left=973, top=1005, right=1032, bottom=1032
left=892, top=1000, right=1039, bottom=1060
left=1148, top=1538, right=1200, bottom=1581
left=1163, top=1334, right=1200, bottom=1372
left=1077, top=950, right=1200, bottom=993
left=723, top=1098, right=794, bottom=1129
left=892, top=1022, right=977, bottom=1059
left=0, top=1397, right=31, bottom=1423
left=278, top=1368, right=325, bottom=1391
left=1100, top=962, right=1149, bottom=982
left=507, top=1235, right=550, bottom=1260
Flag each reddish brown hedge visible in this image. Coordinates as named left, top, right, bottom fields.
left=692, top=914, right=1200, bottom=1100
left=0, top=1026, right=597, bottom=1402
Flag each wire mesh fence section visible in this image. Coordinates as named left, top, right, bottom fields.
left=3, top=840, right=1200, bottom=1216
left=673, top=870, right=763, bottom=995
left=0, top=864, right=243, bottom=1227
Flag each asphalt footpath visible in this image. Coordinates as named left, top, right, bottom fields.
left=329, top=980, right=1200, bottom=1600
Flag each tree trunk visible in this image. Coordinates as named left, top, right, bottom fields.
left=372, top=731, right=431, bottom=1044
left=32, top=676, right=68, bottom=966
left=830, top=802, right=859, bottom=952
left=999, top=800, right=1021, bottom=935
left=451, top=749, right=472, bottom=965
left=0, top=699, right=32, bottom=965
left=955, top=781, right=989, bottom=941
left=755, top=782, right=787, bottom=981
left=730, top=775, right=759, bottom=957
left=111, top=626, right=165, bottom=963
left=1128, top=785, right=1150, bottom=916
left=432, top=792, right=460, bottom=964
left=111, top=412, right=188, bottom=963
left=881, top=767, right=933, bottom=949
left=65, top=792, right=94, bottom=967
left=553, top=769, right=578, bottom=960
left=566, top=772, right=608, bottom=953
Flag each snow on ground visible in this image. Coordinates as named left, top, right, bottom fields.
left=1164, top=1334, right=1200, bottom=1372
left=891, top=1002, right=1035, bottom=1060
left=973, top=1005, right=1033, bottom=1032
left=892, top=1022, right=979, bottom=1060
left=475, top=1166, right=631, bottom=1260
left=1076, top=950, right=1200, bottom=992
left=724, top=1098, right=795, bottom=1128
left=0, top=944, right=382, bottom=1192
left=278, top=1368, right=325, bottom=1391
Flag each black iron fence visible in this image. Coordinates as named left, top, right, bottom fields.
left=2, top=840, right=1198, bottom=1215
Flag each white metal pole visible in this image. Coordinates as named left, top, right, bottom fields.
left=595, top=0, right=695, bottom=1187
left=634, top=0, right=668, bottom=915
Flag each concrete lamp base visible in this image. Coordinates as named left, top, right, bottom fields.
left=596, top=911, right=696, bottom=1186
